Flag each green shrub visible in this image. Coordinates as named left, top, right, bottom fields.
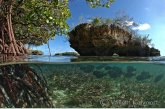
left=30, top=50, right=44, bottom=55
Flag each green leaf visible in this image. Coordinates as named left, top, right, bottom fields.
left=9, top=0, right=115, bottom=46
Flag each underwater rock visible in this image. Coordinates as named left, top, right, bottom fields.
left=136, top=71, right=152, bottom=80
left=154, top=74, right=163, bottom=83
left=93, top=71, right=106, bottom=78
left=104, top=66, right=112, bottom=70
left=127, top=66, right=136, bottom=73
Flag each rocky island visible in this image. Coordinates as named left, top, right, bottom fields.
left=55, top=52, right=80, bottom=56
left=68, top=23, right=160, bottom=56
left=29, top=50, right=44, bottom=55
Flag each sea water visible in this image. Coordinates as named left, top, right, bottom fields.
left=0, top=56, right=165, bottom=108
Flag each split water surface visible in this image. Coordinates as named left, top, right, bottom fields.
left=0, top=55, right=165, bottom=108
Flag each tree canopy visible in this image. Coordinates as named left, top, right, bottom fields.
left=12, top=0, right=71, bottom=46
left=0, top=0, right=115, bottom=46
left=0, top=0, right=115, bottom=56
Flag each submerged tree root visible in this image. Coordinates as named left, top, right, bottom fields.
left=0, top=64, right=53, bottom=108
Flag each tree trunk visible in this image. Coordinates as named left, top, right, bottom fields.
left=7, top=14, right=15, bottom=55
left=47, top=40, right=51, bottom=56
left=2, top=26, right=4, bottom=53
left=28, top=44, right=31, bottom=50
left=7, top=3, right=20, bottom=56
left=0, top=1, right=29, bottom=56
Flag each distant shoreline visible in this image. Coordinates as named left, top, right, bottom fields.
left=55, top=52, right=80, bottom=56
left=29, top=50, right=44, bottom=55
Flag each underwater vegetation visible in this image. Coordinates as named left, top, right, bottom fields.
left=1, top=62, right=164, bottom=108
left=43, top=63, right=165, bottom=108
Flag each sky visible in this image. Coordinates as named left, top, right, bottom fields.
left=33, top=0, right=165, bottom=56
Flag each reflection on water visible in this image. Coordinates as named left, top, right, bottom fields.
left=0, top=61, right=165, bottom=108
left=1, top=54, right=165, bottom=63
left=25, top=55, right=78, bottom=62
left=0, top=55, right=78, bottom=64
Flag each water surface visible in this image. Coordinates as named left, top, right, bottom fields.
left=0, top=55, right=165, bottom=108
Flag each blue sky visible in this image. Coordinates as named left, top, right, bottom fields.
left=33, top=0, right=165, bottom=56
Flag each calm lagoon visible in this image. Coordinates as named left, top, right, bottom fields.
left=0, top=55, right=165, bottom=108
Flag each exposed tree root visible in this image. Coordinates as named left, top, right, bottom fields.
left=0, top=64, right=53, bottom=108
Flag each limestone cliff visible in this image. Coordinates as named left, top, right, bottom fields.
left=68, top=23, right=160, bottom=56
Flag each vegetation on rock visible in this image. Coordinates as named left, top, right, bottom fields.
left=30, top=50, right=44, bottom=55
left=76, top=10, right=154, bottom=48
left=55, top=52, right=80, bottom=56
left=68, top=11, right=160, bottom=56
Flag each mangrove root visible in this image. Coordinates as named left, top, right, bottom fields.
left=0, top=64, right=53, bottom=108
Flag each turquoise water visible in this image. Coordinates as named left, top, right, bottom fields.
left=31, top=62, right=165, bottom=108
left=0, top=56, right=165, bottom=107
left=24, top=55, right=78, bottom=62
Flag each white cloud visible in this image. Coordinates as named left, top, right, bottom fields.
left=132, top=23, right=151, bottom=30
left=125, top=21, right=134, bottom=26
